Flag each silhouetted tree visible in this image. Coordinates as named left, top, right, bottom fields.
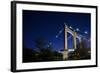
left=23, top=37, right=64, bottom=62
left=53, top=51, right=63, bottom=60
left=34, top=37, right=47, bottom=51
left=69, top=38, right=91, bottom=60
left=34, top=37, right=63, bottom=61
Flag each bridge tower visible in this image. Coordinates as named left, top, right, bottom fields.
left=62, top=24, right=79, bottom=60
left=63, top=24, right=68, bottom=60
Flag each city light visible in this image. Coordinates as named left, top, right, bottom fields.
left=76, top=28, right=79, bottom=31
left=69, top=26, right=73, bottom=29
left=84, top=31, right=88, bottom=34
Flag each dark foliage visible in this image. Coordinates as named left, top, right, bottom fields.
left=23, top=37, right=63, bottom=62
left=23, top=37, right=91, bottom=62
left=69, top=38, right=91, bottom=60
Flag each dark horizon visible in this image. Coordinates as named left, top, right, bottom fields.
left=23, top=10, right=91, bottom=51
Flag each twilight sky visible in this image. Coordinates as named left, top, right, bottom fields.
left=23, top=10, right=91, bottom=51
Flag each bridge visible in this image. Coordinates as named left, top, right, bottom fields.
left=48, top=23, right=89, bottom=60
left=59, top=23, right=79, bottom=60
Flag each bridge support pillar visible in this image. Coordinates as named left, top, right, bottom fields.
left=63, top=24, right=68, bottom=60
left=73, top=32, right=76, bottom=50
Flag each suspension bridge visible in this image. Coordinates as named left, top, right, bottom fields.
left=47, top=23, right=90, bottom=60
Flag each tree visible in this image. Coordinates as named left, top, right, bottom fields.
left=69, top=38, right=91, bottom=60
left=34, top=37, right=47, bottom=51
left=34, top=37, right=63, bottom=61
left=34, top=37, right=54, bottom=61
left=53, top=51, right=63, bottom=60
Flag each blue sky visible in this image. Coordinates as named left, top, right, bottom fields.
left=23, top=10, right=91, bottom=51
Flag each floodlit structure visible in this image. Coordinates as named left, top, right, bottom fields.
left=63, top=24, right=81, bottom=60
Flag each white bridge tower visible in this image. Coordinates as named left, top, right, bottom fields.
left=63, top=23, right=81, bottom=60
